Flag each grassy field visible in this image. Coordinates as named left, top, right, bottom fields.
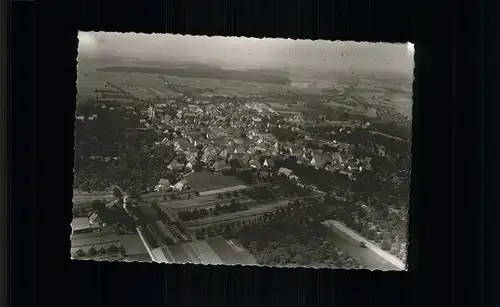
left=167, top=243, right=195, bottom=263
left=71, top=234, right=121, bottom=248
left=185, top=172, right=244, bottom=192
left=118, top=234, right=149, bottom=256
left=185, top=201, right=290, bottom=229
left=165, top=238, right=256, bottom=265
left=163, top=195, right=253, bottom=211
left=159, top=194, right=218, bottom=208
left=198, top=185, right=248, bottom=196
left=206, top=237, right=257, bottom=265
left=72, top=194, right=116, bottom=204
left=187, top=241, right=224, bottom=265
left=77, top=57, right=412, bottom=124
left=97, top=65, right=291, bottom=85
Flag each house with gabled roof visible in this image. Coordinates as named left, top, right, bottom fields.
left=278, top=167, right=293, bottom=178
left=233, top=145, right=245, bottom=154
left=202, top=146, right=217, bottom=162
left=88, top=212, right=104, bottom=228
left=71, top=217, right=93, bottom=234
left=219, top=149, right=228, bottom=159
left=267, top=146, right=278, bottom=156
left=249, top=159, right=261, bottom=169
left=168, top=159, right=184, bottom=171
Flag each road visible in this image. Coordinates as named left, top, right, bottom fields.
left=301, top=181, right=405, bottom=270
left=368, top=130, right=408, bottom=142
left=136, top=226, right=155, bottom=261
left=171, top=198, right=255, bottom=211
left=322, top=220, right=404, bottom=270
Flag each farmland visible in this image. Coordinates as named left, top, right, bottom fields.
left=198, top=185, right=248, bottom=196
left=167, top=243, right=194, bottom=263
left=164, top=238, right=257, bottom=265
left=97, top=65, right=292, bottom=85
left=206, top=237, right=257, bottom=265
left=77, top=57, right=411, bottom=127
left=157, top=194, right=253, bottom=211
left=187, top=241, right=224, bottom=264
left=185, top=201, right=292, bottom=229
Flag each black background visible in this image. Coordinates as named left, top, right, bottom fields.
left=11, top=0, right=497, bottom=306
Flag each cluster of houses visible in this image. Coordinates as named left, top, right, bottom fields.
left=143, top=97, right=380, bottom=185
left=79, top=94, right=385, bottom=190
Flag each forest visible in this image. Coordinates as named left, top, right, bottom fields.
left=73, top=106, right=176, bottom=194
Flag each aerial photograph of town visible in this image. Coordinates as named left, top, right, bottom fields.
left=72, top=32, right=413, bottom=270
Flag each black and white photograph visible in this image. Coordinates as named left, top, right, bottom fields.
left=72, top=32, right=413, bottom=270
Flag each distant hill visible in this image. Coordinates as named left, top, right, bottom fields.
left=96, top=65, right=292, bottom=85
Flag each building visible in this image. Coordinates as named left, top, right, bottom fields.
left=88, top=212, right=104, bottom=228
left=71, top=217, right=93, bottom=235
left=249, top=159, right=261, bottom=169
left=278, top=167, right=293, bottom=178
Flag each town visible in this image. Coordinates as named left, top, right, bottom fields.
left=72, top=33, right=412, bottom=270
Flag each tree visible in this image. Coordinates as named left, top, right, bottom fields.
left=107, top=244, right=120, bottom=254
left=230, top=199, right=239, bottom=208
left=98, top=246, right=107, bottom=255
left=87, top=247, right=97, bottom=257
left=74, top=249, right=86, bottom=258
left=113, top=187, right=123, bottom=198
left=91, top=200, right=105, bottom=212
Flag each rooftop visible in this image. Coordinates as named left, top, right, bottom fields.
left=71, top=217, right=92, bottom=232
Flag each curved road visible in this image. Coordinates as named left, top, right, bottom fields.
left=322, top=220, right=404, bottom=270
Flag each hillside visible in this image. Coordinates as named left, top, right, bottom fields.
left=96, top=66, right=292, bottom=85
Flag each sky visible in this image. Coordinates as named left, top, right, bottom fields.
left=78, top=31, right=414, bottom=75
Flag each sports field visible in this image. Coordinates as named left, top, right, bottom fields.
left=185, top=172, right=244, bottom=192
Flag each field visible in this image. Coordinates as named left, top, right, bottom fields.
left=97, top=65, right=291, bottom=85
left=185, top=201, right=291, bottom=229
left=198, top=185, right=248, bottom=196
left=118, top=234, right=149, bottom=256
left=164, top=238, right=257, bottom=265
left=78, top=57, right=412, bottom=124
left=72, top=194, right=116, bottom=205
left=158, top=194, right=218, bottom=209
left=206, top=237, right=257, bottom=265
left=185, top=172, right=245, bottom=192
left=71, top=233, right=121, bottom=248
left=159, top=194, right=253, bottom=211
left=267, top=102, right=316, bottom=115
left=167, top=243, right=194, bottom=263
left=187, top=241, right=224, bottom=264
